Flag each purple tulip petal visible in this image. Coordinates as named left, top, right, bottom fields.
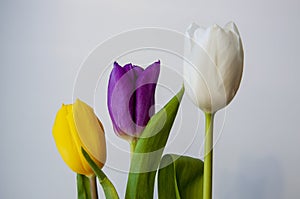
left=107, top=61, right=161, bottom=139
left=123, top=64, right=144, bottom=129
left=124, top=64, right=144, bottom=82
left=132, top=65, right=144, bottom=74
left=107, top=62, right=136, bottom=137
left=134, top=61, right=160, bottom=134
left=123, top=63, right=134, bottom=72
left=107, top=62, right=126, bottom=134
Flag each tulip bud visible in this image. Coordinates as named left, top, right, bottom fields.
left=183, top=22, right=244, bottom=113
left=52, top=99, right=106, bottom=176
left=107, top=61, right=160, bottom=141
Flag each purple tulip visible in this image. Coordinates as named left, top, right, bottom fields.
left=107, top=61, right=160, bottom=141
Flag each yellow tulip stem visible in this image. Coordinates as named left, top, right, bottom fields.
left=89, top=175, right=98, bottom=199
left=203, top=112, right=214, bottom=199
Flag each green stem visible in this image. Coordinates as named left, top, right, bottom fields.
left=203, top=112, right=214, bottom=199
left=89, top=175, right=98, bottom=199
left=130, top=138, right=137, bottom=159
left=77, top=174, right=91, bottom=199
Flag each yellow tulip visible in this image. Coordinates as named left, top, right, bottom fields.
left=53, top=99, right=106, bottom=176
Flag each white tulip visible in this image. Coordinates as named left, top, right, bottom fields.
left=183, top=22, right=244, bottom=113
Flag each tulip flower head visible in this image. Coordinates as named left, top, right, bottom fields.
left=107, top=61, right=160, bottom=141
left=52, top=99, right=106, bottom=176
left=183, top=22, right=244, bottom=113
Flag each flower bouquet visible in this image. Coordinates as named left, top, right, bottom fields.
left=52, top=22, right=244, bottom=199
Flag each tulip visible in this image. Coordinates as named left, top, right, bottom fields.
left=107, top=61, right=160, bottom=141
left=183, top=22, right=244, bottom=113
left=52, top=99, right=106, bottom=176
left=183, top=22, right=244, bottom=199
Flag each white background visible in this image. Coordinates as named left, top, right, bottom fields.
left=1, top=0, right=300, bottom=198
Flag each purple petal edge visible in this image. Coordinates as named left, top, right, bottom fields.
left=134, top=61, right=160, bottom=134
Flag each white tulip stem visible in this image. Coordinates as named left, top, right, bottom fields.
left=203, top=112, right=215, bottom=199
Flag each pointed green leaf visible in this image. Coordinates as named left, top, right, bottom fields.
left=125, top=87, right=185, bottom=199
left=82, top=148, right=120, bottom=199
left=77, top=174, right=91, bottom=199
left=158, top=154, right=204, bottom=199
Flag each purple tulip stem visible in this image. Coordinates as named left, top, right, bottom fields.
left=130, top=138, right=137, bottom=159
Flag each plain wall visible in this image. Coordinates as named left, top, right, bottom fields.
left=1, top=0, right=299, bottom=198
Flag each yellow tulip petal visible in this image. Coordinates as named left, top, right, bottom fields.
left=52, top=104, right=89, bottom=174
left=66, top=105, right=93, bottom=175
left=73, top=99, right=106, bottom=166
left=53, top=99, right=106, bottom=176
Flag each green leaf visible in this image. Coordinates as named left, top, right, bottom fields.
left=82, top=148, right=120, bottom=199
left=158, top=154, right=204, bottom=199
left=125, top=86, right=185, bottom=199
left=77, top=174, right=91, bottom=199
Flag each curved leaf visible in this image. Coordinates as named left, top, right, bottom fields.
left=158, top=154, right=204, bottom=199
left=82, top=148, right=120, bottom=199
left=125, top=87, right=185, bottom=199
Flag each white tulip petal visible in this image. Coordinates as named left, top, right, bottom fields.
left=183, top=22, right=244, bottom=113
left=224, top=21, right=240, bottom=37
left=186, top=22, right=200, bottom=39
